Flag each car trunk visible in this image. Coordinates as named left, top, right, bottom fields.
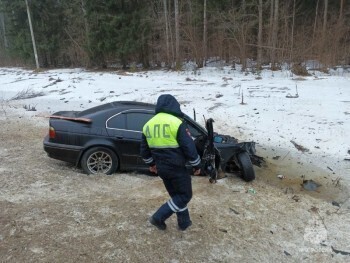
left=48, top=111, right=93, bottom=146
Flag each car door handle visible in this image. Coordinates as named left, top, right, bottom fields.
left=115, top=136, right=124, bottom=140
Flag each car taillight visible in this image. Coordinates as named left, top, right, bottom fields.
left=49, top=127, right=56, bottom=139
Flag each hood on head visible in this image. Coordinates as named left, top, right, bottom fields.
left=155, top=94, right=183, bottom=117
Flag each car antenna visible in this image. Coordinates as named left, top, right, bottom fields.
left=193, top=108, right=196, bottom=121
left=203, top=114, right=206, bottom=123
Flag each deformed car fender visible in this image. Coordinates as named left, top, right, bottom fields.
left=215, top=144, right=246, bottom=171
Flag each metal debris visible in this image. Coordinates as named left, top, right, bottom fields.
left=327, top=166, right=333, bottom=171
left=290, top=140, right=309, bottom=153
left=331, top=246, right=350, bottom=256
left=331, top=201, right=340, bottom=207
left=229, top=208, right=240, bottom=215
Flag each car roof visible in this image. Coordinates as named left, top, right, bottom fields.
left=78, top=101, right=155, bottom=117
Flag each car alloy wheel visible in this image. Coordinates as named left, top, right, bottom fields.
left=87, top=151, right=113, bottom=174
left=81, top=147, right=118, bottom=175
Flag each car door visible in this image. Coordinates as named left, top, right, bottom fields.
left=106, top=110, right=154, bottom=170
left=182, top=116, right=208, bottom=159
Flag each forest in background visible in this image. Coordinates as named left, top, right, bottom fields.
left=0, top=0, right=349, bottom=70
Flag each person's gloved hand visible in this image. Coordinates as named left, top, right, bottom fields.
left=149, top=165, right=157, bottom=174
left=193, top=168, right=201, bottom=176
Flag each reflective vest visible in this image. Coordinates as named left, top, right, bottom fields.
left=143, top=112, right=182, bottom=148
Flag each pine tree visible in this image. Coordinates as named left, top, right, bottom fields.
left=85, top=0, right=151, bottom=68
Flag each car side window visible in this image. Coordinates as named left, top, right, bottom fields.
left=107, top=114, right=126, bottom=129
left=185, top=121, right=204, bottom=138
left=126, top=113, right=154, bottom=131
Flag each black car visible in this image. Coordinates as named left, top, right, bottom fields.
left=44, top=101, right=262, bottom=181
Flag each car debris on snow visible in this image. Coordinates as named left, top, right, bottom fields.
left=290, top=140, right=309, bottom=153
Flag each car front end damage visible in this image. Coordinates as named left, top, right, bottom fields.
left=197, top=119, right=264, bottom=183
left=218, top=141, right=264, bottom=171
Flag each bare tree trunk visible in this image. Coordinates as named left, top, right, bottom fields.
left=339, top=0, right=344, bottom=20
left=334, top=0, right=345, bottom=65
left=168, top=1, right=175, bottom=65
left=81, top=0, right=89, bottom=42
left=271, top=0, right=279, bottom=69
left=163, top=0, right=170, bottom=66
left=290, top=0, right=296, bottom=63
left=257, top=0, right=263, bottom=68
left=0, top=12, right=7, bottom=49
left=268, top=0, right=274, bottom=51
left=0, top=0, right=6, bottom=49
left=322, top=0, right=328, bottom=41
left=242, top=0, right=246, bottom=13
left=321, top=0, right=328, bottom=65
left=312, top=0, right=319, bottom=56
left=174, top=0, right=180, bottom=69
left=81, top=0, right=91, bottom=67
left=240, top=29, right=247, bottom=71
left=203, top=0, right=207, bottom=67
left=186, top=0, right=193, bottom=14
left=25, top=0, right=39, bottom=69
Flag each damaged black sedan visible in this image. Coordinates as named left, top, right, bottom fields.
left=43, top=101, right=262, bottom=181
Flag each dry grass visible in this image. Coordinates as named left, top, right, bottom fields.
left=10, top=88, right=45, bottom=101
left=291, top=64, right=310, bottom=76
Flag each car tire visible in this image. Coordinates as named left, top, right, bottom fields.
left=81, top=147, right=118, bottom=175
left=237, top=152, right=255, bottom=182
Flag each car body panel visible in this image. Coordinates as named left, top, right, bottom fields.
left=43, top=101, right=260, bottom=174
left=43, top=135, right=83, bottom=163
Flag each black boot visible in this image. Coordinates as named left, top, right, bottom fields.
left=149, top=216, right=166, bottom=230
left=150, top=203, right=174, bottom=230
left=177, top=209, right=192, bottom=231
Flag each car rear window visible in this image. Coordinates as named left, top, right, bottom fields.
left=126, top=113, right=153, bottom=131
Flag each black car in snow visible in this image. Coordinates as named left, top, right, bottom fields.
left=43, top=101, right=262, bottom=181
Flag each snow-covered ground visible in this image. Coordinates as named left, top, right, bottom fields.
left=1, top=66, right=350, bottom=262
left=0, top=66, right=349, bottom=183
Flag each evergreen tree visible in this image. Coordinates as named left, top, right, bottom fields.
left=0, top=0, right=348, bottom=68
left=86, top=0, right=151, bottom=68
left=1, top=0, right=68, bottom=67
left=1, top=0, right=32, bottom=63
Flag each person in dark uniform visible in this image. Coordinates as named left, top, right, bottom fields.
left=140, top=94, right=201, bottom=231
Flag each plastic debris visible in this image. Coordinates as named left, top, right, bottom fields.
left=302, top=180, right=321, bottom=191
left=292, top=195, right=300, bottom=202
left=331, top=201, right=340, bottom=207
left=277, top=174, right=285, bottom=179
left=247, top=188, right=256, bottom=194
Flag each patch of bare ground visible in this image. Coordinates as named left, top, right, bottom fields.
left=0, top=118, right=350, bottom=262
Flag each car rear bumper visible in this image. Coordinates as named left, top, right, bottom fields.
left=43, top=135, right=83, bottom=164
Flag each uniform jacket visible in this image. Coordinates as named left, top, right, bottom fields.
left=140, top=94, right=201, bottom=170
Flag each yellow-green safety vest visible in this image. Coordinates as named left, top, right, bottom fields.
left=143, top=112, right=182, bottom=148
